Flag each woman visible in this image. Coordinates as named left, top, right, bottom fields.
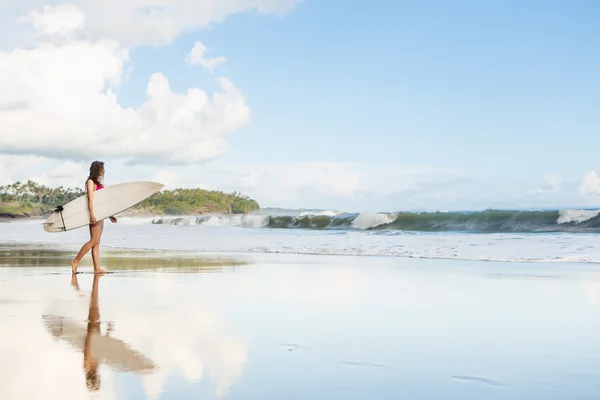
left=71, top=161, right=117, bottom=274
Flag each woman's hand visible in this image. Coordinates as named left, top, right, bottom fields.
left=90, top=214, right=97, bottom=225
left=109, top=216, right=117, bottom=223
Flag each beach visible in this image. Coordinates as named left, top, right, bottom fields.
left=1, top=220, right=600, bottom=399
left=2, top=0, right=599, bottom=397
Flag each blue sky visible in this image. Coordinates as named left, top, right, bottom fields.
left=122, top=0, right=599, bottom=171
left=1, top=0, right=600, bottom=210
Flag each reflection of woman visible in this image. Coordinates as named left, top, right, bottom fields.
left=67, top=274, right=154, bottom=393
left=71, top=161, right=117, bottom=274
left=71, top=273, right=108, bottom=391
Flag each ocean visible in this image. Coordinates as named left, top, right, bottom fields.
left=2, top=208, right=600, bottom=263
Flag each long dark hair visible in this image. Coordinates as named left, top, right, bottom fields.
left=87, top=161, right=104, bottom=186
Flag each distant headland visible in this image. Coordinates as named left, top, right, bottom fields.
left=0, top=180, right=260, bottom=219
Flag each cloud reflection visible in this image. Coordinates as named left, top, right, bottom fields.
left=43, top=274, right=156, bottom=392
left=0, top=271, right=247, bottom=399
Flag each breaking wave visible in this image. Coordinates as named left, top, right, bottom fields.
left=147, top=209, right=600, bottom=233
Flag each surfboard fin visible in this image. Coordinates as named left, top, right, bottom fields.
left=54, top=205, right=66, bottom=231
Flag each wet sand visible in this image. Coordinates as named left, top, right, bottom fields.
left=1, top=245, right=600, bottom=399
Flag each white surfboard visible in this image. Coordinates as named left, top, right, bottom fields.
left=43, top=181, right=164, bottom=232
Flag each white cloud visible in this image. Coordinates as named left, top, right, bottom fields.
left=17, top=156, right=593, bottom=211
left=30, top=161, right=89, bottom=188
left=0, top=159, right=460, bottom=210
left=3, top=0, right=303, bottom=49
left=152, top=170, right=183, bottom=189
left=530, top=174, right=562, bottom=195
left=8, top=158, right=467, bottom=210
left=200, top=162, right=365, bottom=208
left=10, top=156, right=594, bottom=211
left=147, top=162, right=463, bottom=210
left=0, top=155, right=46, bottom=185
left=19, top=4, right=86, bottom=37
left=186, top=41, right=226, bottom=73
left=579, top=170, right=600, bottom=199
left=0, top=6, right=251, bottom=165
left=0, top=0, right=305, bottom=201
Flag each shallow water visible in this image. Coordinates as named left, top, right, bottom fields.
left=1, top=247, right=600, bottom=399
left=2, top=218, right=600, bottom=263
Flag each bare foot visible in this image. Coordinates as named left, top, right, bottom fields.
left=70, top=259, right=79, bottom=274
left=70, top=274, right=80, bottom=290
left=94, top=268, right=108, bottom=274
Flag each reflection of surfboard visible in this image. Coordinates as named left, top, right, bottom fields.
left=43, top=181, right=163, bottom=232
left=42, top=314, right=156, bottom=373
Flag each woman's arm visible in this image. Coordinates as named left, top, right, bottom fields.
left=86, top=179, right=97, bottom=224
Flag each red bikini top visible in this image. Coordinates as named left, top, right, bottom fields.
left=96, top=183, right=104, bottom=190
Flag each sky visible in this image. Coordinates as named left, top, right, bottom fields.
left=0, top=0, right=599, bottom=211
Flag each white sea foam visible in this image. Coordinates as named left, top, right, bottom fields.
left=557, top=209, right=600, bottom=224
left=3, top=219, right=600, bottom=264
left=299, top=210, right=341, bottom=217
left=351, top=212, right=396, bottom=230
left=147, top=214, right=270, bottom=228
left=198, top=215, right=270, bottom=228
left=150, top=216, right=194, bottom=226
left=114, top=217, right=158, bottom=225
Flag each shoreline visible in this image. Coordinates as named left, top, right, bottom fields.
left=3, top=240, right=600, bottom=268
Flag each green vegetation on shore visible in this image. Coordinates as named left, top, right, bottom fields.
left=134, top=188, right=259, bottom=214
left=0, top=180, right=260, bottom=218
left=0, top=181, right=85, bottom=217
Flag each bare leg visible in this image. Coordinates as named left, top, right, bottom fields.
left=91, top=221, right=107, bottom=274
left=91, top=245, right=106, bottom=274
left=71, top=225, right=95, bottom=274
left=71, top=239, right=93, bottom=274
left=71, top=220, right=105, bottom=274
left=91, top=244, right=100, bottom=271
